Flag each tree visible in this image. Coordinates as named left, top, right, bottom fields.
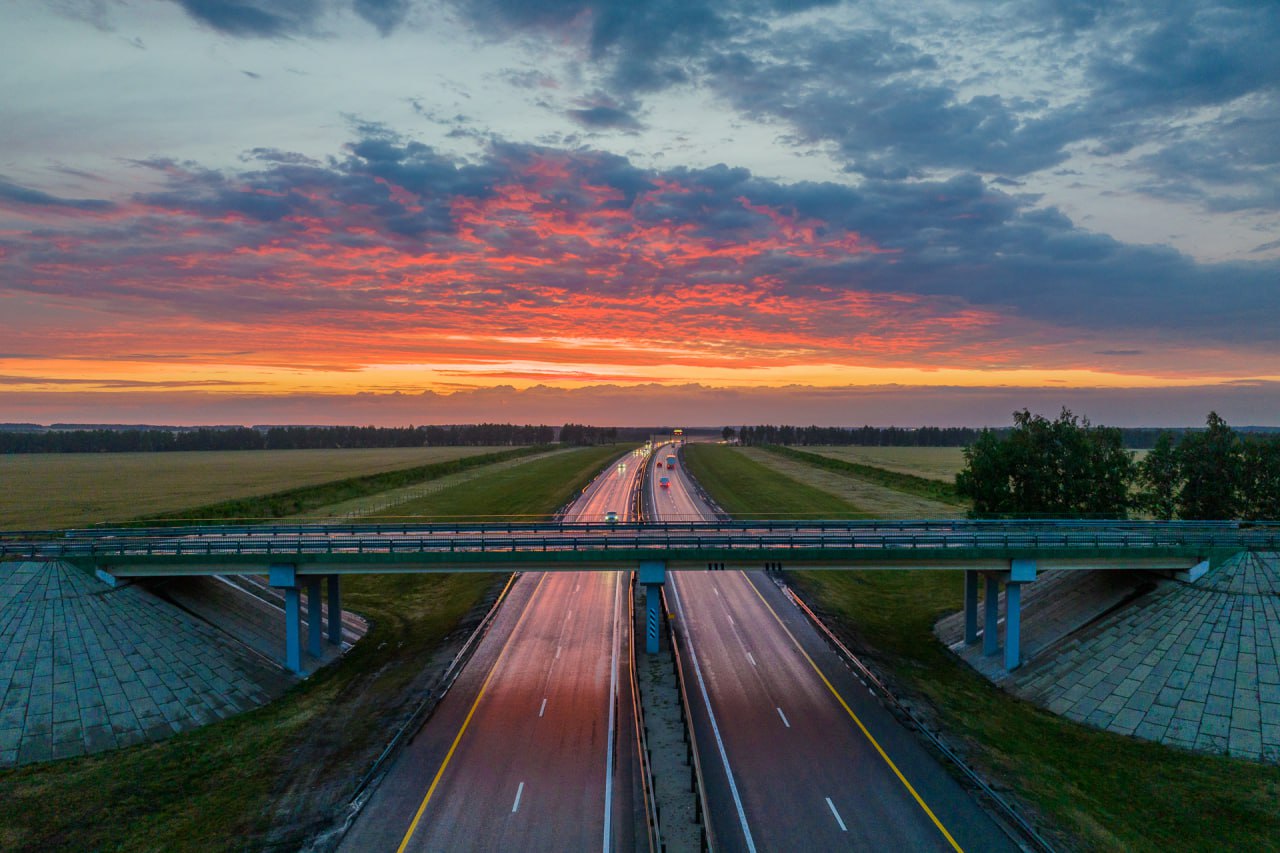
left=1138, top=431, right=1179, bottom=520
left=955, top=429, right=1013, bottom=515
left=1176, top=412, right=1241, bottom=519
left=721, top=426, right=736, bottom=442
left=1240, top=435, right=1280, bottom=521
left=955, top=408, right=1134, bottom=517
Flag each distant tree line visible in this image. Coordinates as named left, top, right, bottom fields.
left=557, top=423, right=620, bottom=445
left=731, top=424, right=989, bottom=446
left=0, top=423, right=561, bottom=453
left=727, top=423, right=1276, bottom=449
left=955, top=410, right=1280, bottom=520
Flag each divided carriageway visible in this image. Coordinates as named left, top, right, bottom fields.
left=339, top=450, right=649, bottom=852
left=651, top=446, right=1018, bottom=852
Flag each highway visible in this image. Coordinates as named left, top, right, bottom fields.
left=652, top=443, right=1020, bottom=851
left=340, top=449, right=647, bottom=852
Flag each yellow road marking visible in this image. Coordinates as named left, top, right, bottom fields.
left=742, top=572, right=964, bottom=853
left=396, top=572, right=548, bottom=852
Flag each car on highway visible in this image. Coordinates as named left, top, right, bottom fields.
left=604, top=510, right=619, bottom=523
left=659, top=477, right=670, bottom=489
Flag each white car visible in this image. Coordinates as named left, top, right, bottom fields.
left=604, top=511, right=619, bottom=523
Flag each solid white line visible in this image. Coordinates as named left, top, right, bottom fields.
left=826, top=797, right=847, bottom=831
left=538, top=698, right=547, bottom=717
left=727, top=614, right=735, bottom=626
left=714, top=587, right=721, bottom=596
left=512, top=781, right=525, bottom=813
left=670, top=575, right=757, bottom=853
left=777, top=707, right=791, bottom=728
left=556, top=645, right=562, bottom=659
left=603, top=574, right=620, bottom=853
left=746, top=652, right=757, bottom=667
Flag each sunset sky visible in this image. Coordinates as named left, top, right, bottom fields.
left=1, top=0, right=1277, bottom=427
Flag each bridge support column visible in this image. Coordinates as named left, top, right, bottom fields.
left=1005, top=559, right=1037, bottom=671
left=963, top=570, right=979, bottom=645
left=269, top=564, right=304, bottom=675
left=983, top=574, right=1000, bottom=657
left=639, top=560, right=667, bottom=654
left=326, top=574, right=342, bottom=645
left=306, top=576, right=323, bottom=659
left=1004, top=583, right=1022, bottom=671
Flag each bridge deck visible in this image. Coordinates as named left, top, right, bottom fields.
left=0, top=519, right=1274, bottom=576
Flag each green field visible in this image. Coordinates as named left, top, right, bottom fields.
left=753, top=446, right=964, bottom=517
left=684, top=444, right=1280, bottom=852
left=0, top=447, right=517, bottom=529
left=0, top=444, right=626, bottom=851
left=800, top=445, right=967, bottom=482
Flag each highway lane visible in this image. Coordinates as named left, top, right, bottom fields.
left=654, top=443, right=1019, bottom=852
left=340, top=448, right=647, bottom=852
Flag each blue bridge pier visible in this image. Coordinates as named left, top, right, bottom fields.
left=268, top=565, right=344, bottom=674
left=963, top=559, right=1038, bottom=671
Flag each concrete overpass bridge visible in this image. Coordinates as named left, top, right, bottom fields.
left=3, top=519, right=1275, bottom=674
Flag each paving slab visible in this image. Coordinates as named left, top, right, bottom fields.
left=0, top=561, right=307, bottom=767
left=937, top=552, right=1280, bottom=764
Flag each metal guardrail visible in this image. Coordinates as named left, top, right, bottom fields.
left=664, top=586, right=713, bottom=853
left=336, top=570, right=520, bottom=842
left=3, top=524, right=1276, bottom=565
left=628, top=575, right=661, bottom=853
left=783, top=584, right=1058, bottom=853
left=16, top=517, right=1263, bottom=541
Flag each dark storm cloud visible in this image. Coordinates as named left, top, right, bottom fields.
left=169, top=0, right=412, bottom=37
left=567, top=105, right=642, bottom=131
left=172, top=0, right=324, bottom=37
left=0, top=177, right=115, bottom=211
left=353, top=0, right=411, bottom=35
left=1085, top=3, right=1280, bottom=112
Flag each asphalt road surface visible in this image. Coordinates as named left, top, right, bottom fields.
left=340, top=449, right=647, bottom=852
left=652, top=442, right=1020, bottom=852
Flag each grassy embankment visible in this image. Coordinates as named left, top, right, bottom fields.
left=684, top=443, right=1280, bottom=853
left=0, top=444, right=626, bottom=851
left=762, top=445, right=960, bottom=503
left=0, top=446, right=521, bottom=529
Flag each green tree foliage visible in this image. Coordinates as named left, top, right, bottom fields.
left=1137, top=431, right=1180, bottom=520
left=955, top=430, right=1013, bottom=514
left=1240, top=435, right=1280, bottom=520
left=955, top=409, right=1133, bottom=517
left=1175, top=412, right=1242, bottom=520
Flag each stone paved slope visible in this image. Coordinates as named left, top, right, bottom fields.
left=0, top=561, right=290, bottom=767
left=954, top=553, right=1280, bottom=762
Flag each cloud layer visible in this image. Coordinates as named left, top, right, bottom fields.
left=2, top=0, right=1276, bottom=426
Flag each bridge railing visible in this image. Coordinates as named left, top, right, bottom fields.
left=3, top=521, right=1277, bottom=563
left=22, top=517, right=1264, bottom=542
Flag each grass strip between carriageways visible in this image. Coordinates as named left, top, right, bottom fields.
left=0, top=444, right=626, bottom=852
left=683, top=443, right=1280, bottom=853
left=760, top=444, right=962, bottom=505
left=134, top=445, right=552, bottom=524
left=682, top=442, right=871, bottom=518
